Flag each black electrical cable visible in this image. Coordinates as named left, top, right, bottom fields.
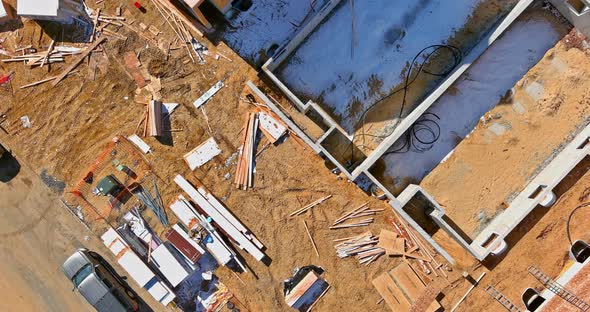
left=346, top=44, right=462, bottom=162
left=566, top=202, right=590, bottom=246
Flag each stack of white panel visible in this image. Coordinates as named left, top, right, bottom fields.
left=101, top=228, right=176, bottom=306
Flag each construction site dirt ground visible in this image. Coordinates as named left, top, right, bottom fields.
left=0, top=1, right=589, bottom=312
left=421, top=36, right=590, bottom=239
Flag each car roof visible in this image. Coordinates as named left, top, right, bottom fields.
left=78, top=274, right=128, bottom=312
left=62, top=250, right=90, bottom=280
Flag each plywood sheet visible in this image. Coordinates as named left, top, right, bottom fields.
left=372, top=272, right=412, bottom=311
left=183, top=137, right=221, bottom=170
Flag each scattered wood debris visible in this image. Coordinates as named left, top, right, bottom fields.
left=334, top=231, right=383, bottom=265
left=389, top=216, right=449, bottom=277
left=52, top=37, right=107, bottom=87
left=303, top=220, right=320, bottom=258
left=329, top=202, right=382, bottom=229
left=289, top=195, right=332, bottom=217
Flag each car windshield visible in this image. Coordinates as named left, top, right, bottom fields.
left=72, top=264, right=93, bottom=287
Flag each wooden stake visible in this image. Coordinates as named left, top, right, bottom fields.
left=303, top=220, right=320, bottom=258
left=450, top=272, right=486, bottom=312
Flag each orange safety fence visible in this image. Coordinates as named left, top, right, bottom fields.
left=67, top=136, right=152, bottom=225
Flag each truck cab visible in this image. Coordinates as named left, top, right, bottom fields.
left=62, top=249, right=139, bottom=312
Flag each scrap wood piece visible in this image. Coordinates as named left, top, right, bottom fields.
left=148, top=100, right=163, bottom=136
left=289, top=195, right=332, bottom=217
left=128, top=134, right=151, bottom=154
left=52, top=36, right=107, bottom=87
left=258, top=111, right=287, bottom=143
left=377, top=229, right=399, bottom=255
left=193, top=80, right=224, bottom=108
left=303, top=220, right=320, bottom=258
left=184, top=137, right=222, bottom=170
left=123, top=51, right=147, bottom=88
left=40, top=38, right=56, bottom=69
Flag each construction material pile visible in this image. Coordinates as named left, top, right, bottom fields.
left=235, top=110, right=287, bottom=190
left=334, top=231, right=383, bottom=265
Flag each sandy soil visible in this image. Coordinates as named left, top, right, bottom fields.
left=444, top=163, right=590, bottom=312
left=421, top=37, right=590, bottom=238
left=0, top=1, right=452, bottom=311
left=0, top=1, right=588, bottom=312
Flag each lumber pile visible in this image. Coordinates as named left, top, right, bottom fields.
left=373, top=262, right=441, bottom=312
left=235, top=112, right=258, bottom=189
left=148, top=100, right=163, bottom=137
left=2, top=45, right=82, bottom=67
left=333, top=231, right=384, bottom=265
left=389, top=216, right=449, bottom=277
left=174, top=175, right=266, bottom=262
left=289, top=195, right=332, bottom=217
left=235, top=111, right=287, bottom=190
left=330, top=202, right=382, bottom=229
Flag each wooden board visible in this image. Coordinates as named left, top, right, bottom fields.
left=377, top=229, right=398, bottom=256
left=372, top=271, right=412, bottom=311
left=390, top=262, right=426, bottom=302
left=285, top=271, right=319, bottom=307
left=374, top=262, right=441, bottom=312
left=148, top=100, right=163, bottom=136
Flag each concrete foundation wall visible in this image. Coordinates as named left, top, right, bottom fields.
left=550, top=0, right=590, bottom=37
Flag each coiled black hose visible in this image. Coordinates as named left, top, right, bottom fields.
left=347, top=44, right=462, bottom=162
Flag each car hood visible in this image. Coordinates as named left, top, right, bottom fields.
left=78, top=274, right=128, bottom=312
left=62, top=251, right=89, bottom=280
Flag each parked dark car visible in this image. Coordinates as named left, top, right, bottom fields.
left=62, top=248, right=139, bottom=312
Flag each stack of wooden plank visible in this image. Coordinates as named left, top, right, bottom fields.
left=389, top=217, right=448, bottom=277
left=2, top=45, right=82, bottom=67
left=235, top=110, right=287, bottom=190
left=372, top=262, right=441, bottom=312
left=333, top=231, right=384, bottom=265
left=148, top=100, right=163, bottom=137
left=235, top=113, right=258, bottom=189
left=329, top=202, right=383, bottom=229
left=175, top=175, right=266, bottom=262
